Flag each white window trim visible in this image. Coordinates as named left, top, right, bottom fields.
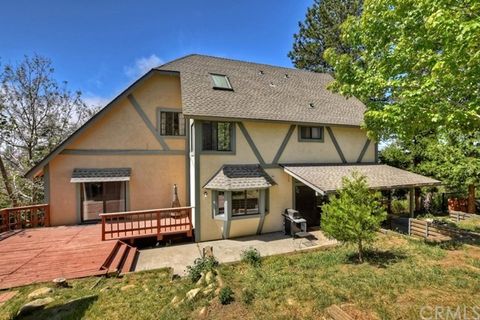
left=212, top=189, right=266, bottom=221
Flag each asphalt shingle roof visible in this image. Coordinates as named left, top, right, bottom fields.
left=156, top=54, right=366, bottom=126
left=204, top=164, right=276, bottom=191
left=71, top=168, right=131, bottom=183
left=283, top=164, right=441, bottom=194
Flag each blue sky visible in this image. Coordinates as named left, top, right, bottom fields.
left=0, top=0, right=311, bottom=107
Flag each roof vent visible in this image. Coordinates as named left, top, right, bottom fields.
left=309, top=103, right=315, bottom=108
left=284, top=74, right=289, bottom=79
left=259, top=70, right=264, bottom=75
left=269, top=82, right=276, bottom=88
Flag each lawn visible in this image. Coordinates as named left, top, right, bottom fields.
left=1, top=232, right=480, bottom=320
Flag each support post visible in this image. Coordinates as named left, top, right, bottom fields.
left=409, top=188, right=415, bottom=218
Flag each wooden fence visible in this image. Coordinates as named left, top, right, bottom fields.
left=100, top=206, right=193, bottom=241
left=408, top=218, right=480, bottom=242
left=449, top=210, right=479, bottom=222
left=0, top=204, right=50, bottom=233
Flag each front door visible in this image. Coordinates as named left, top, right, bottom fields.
left=294, top=182, right=322, bottom=227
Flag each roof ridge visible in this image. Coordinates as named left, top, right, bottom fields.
left=158, top=53, right=332, bottom=77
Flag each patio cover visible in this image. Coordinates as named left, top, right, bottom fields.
left=283, top=164, right=440, bottom=195
left=204, top=164, right=276, bottom=191
left=70, top=168, right=131, bottom=183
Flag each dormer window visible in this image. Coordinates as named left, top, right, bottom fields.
left=211, top=74, right=233, bottom=90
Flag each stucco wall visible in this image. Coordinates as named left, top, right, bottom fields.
left=46, top=73, right=187, bottom=226
left=197, top=120, right=374, bottom=241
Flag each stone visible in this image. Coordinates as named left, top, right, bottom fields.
left=198, top=306, right=208, bottom=318
left=216, top=274, right=224, bottom=287
left=17, top=297, right=55, bottom=317
left=205, top=271, right=215, bottom=285
left=99, top=287, right=110, bottom=293
left=53, top=277, right=68, bottom=288
left=186, top=288, right=201, bottom=301
left=203, top=288, right=213, bottom=296
left=171, top=296, right=181, bottom=305
left=27, top=287, right=53, bottom=299
left=120, top=284, right=135, bottom=291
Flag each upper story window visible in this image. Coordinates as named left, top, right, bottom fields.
left=202, top=121, right=233, bottom=151
left=158, top=110, right=186, bottom=136
left=211, top=74, right=233, bottom=90
left=299, top=126, right=324, bottom=142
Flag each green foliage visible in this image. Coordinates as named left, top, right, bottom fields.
left=322, top=172, right=387, bottom=261
left=324, top=0, right=480, bottom=193
left=457, top=217, right=480, bottom=233
left=218, top=286, right=234, bottom=305
left=289, top=0, right=362, bottom=73
left=241, top=288, right=255, bottom=305
left=240, top=247, right=261, bottom=267
left=391, top=199, right=409, bottom=215
left=379, top=142, right=412, bottom=170
left=185, top=256, right=218, bottom=283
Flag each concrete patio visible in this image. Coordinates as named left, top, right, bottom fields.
left=134, top=230, right=337, bottom=275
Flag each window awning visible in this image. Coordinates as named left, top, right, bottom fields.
left=204, top=164, right=276, bottom=191
left=70, top=168, right=131, bottom=183
left=283, top=164, right=441, bottom=195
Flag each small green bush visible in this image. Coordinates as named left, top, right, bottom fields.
left=240, top=247, right=261, bottom=267
left=391, top=199, right=409, bottom=215
left=186, top=256, right=218, bottom=283
left=241, top=288, right=255, bottom=305
left=219, top=286, right=234, bottom=305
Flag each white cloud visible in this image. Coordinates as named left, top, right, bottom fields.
left=124, top=54, right=164, bottom=79
left=83, top=94, right=110, bottom=109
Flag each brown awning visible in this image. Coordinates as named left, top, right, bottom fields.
left=283, top=164, right=441, bottom=195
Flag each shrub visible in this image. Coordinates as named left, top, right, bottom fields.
left=240, top=247, right=261, bottom=267
left=186, top=256, right=218, bottom=283
left=219, top=286, right=234, bottom=305
left=391, top=199, right=409, bottom=215
left=241, top=288, right=255, bottom=305
left=322, top=172, right=387, bottom=262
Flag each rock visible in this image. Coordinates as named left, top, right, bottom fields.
left=27, top=287, right=53, bottom=299
left=186, top=288, right=201, bottom=301
left=203, top=288, right=213, bottom=296
left=205, top=271, right=215, bottom=285
left=120, top=284, right=135, bottom=291
left=198, top=306, right=208, bottom=318
left=171, top=296, right=181, bottom=305
left=99, top=287, right=110, bottom=293
left=17, top=297, right=55, bottom=316
left=216, top=274, right=224, bottom=287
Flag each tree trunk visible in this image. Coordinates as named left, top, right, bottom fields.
left=0, top=155, right=17, bottom=207
left=358, top=239, right=363, bottom=263
left=467, top=184, right=476, bottom=214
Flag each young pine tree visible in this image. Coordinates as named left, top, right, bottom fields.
left=321, top=172, right=386, bottom=262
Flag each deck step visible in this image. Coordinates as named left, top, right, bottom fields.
left=120, top=246, right=138, bottom=274
left=100, top=241, right=138, bottom=275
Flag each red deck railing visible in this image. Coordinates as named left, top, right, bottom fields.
left=99, top=206, right=193, bottom=241
left=0, top=204, right=50, bottom=233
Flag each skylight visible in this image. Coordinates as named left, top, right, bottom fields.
left=211, top=74, right=233, bottom=90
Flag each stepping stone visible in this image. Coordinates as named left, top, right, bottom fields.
left=17, top=297, right=55, bottom=317
left=186, top=288, right=201, bottom=301
left=28, top=287, right=53, bottom=299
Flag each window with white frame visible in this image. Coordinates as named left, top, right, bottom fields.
left=212, top=189, right=267, bottom=219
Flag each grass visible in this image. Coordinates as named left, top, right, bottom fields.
left=457, top=217, right=480, bottom=233
left=1, top=233, right=480, bottom=319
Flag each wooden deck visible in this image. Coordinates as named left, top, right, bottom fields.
left=0, top=224, right=136, bottom=290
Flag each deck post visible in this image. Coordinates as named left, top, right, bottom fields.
left=101, top=216, right=106, bottom=241
left=409, top=188, right=415, bottom=218
left=44, top=205, right=51, bottom=227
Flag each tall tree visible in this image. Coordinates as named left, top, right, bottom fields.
left=324, top=0, right=480, bottom=212
left=289, top=0, right=362, bottom=73
left=0, top=55, right=90, bottom=205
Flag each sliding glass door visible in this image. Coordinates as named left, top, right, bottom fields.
left=81, top=181, right=126, bottom=222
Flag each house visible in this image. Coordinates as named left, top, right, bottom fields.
left=25, top=54, right=440, bottom=242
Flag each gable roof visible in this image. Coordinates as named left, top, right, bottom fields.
left=203, top=164, right=276, bottom=191
left=156, top=54, right=365, bottom=126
